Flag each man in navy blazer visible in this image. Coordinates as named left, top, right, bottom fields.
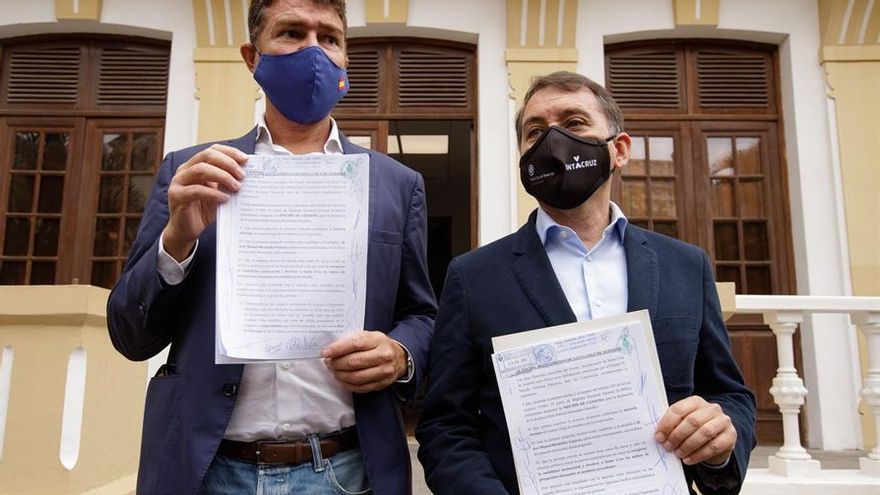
left=416, top=72, right=756, bottom=494
left=107, top=1, right=435, bottom=494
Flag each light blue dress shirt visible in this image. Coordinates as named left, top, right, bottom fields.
left=535, top=202, right=629, bottom=321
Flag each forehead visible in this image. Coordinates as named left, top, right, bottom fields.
left=264, top=0, right=344, bottom=30
left=522, top=86, right=605, bottom=124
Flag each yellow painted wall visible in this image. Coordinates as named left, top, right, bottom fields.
left=0, top=286, right=145, bottom=495
left=54, top=0, right=102, bottom=20
left=818, top=0, right=880, bottom=451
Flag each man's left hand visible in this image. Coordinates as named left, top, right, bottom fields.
left=654, top=395, right=737, bottom=466
left=322, top=331, right=407, bottom=393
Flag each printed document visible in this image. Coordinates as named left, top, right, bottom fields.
left=215, top=153, right=369, bottom=362
left=491, top=310, right=688, bottom=495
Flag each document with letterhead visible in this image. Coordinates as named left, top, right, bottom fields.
left=491, top=310, right=688, bottom=495
left=215, top=153, right=369, bottom=363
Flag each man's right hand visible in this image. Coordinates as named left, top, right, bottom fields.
left=162, top=144, right=248, bottom=261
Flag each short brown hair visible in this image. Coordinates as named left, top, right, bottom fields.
left=248, top=0, right=348, bottom=46
left=515, top=71, right=624, bottom=145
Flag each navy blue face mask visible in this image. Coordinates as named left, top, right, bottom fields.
left=253, top=46, right=349, bottom=124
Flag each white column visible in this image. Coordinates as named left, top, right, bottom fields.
left=855, top=311, right=880, bottom=477
left=764, top=311, right=821, bottom=476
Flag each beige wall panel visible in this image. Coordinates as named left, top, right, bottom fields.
left=0, top=286, right=145, bottom=495
left=561, top=0, right=578, bottom=49
left=211, top=0, right=231, bottom=46
left=507, top=0, right=522, bottom=48
left=195, top=49, right=260, bottom=143
left=673, top=0, right=719, bottom=26
left=364, top=0, right=409, bottom=24
left=54, top=0, right=102, bottom=20
left=825, top=57, right=880, bottom=451
left=525, top=0, right=541, bottom=48
left=230, top=0, right=250, bottom=45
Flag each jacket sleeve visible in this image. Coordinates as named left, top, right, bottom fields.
left=387, top=173, right=438, bottom=402
left=106, top=151, right=189, bottom=361
left=689, top=251, right=757, bottom=494
left=415, top=261, right=510, bottom=495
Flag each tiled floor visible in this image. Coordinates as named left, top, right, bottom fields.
left=407, top=441, right=867, bottom=494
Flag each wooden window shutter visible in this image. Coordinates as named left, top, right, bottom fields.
left=606, top=47, right=684, bottom=111
left=3, top=45, right=82, bottom=105
left=336, top=45, right=382, bottom=112
left=395, top=46, right=471, bottom=111
left=696, top=47, right=773, bottom=111
left=97, top=46, right=169, bottom=107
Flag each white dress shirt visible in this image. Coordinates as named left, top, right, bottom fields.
left=157, top=116, right=355, bottom=440
left=535, top=202, right=629, bottom=321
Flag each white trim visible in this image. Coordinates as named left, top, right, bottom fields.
left=73, top=0, right=80, bottom=15
left=205, top=0, right=216, bottom=46
left=858, top=0, right=874, bottom=44
left=223, top=0, right=233, bottom=46
left=0, top=347, right=13, bottom=462
left=520, top=0, right=528, bottom=47
left=695, top=0, right=702, bottom=21
left=838, top=0, right=855, bottom=45
left=59, top=347, right=86, bottom=470
left=557, top=0, right=565, bottom=47
left=242, top=0, right=249, bottom=42
left=383, top=0, right=389, bottom=19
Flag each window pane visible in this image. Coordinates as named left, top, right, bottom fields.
left=649, top=137, right=674, bottom=176
left=42, top=133, right=69, bottom=171
left=3, top=218, right=30, bottom=256
left=625, top=136, right=646, bottom=176
left=127, top=175, right=153, bottom=213
left=653, top=221, right=678, bottom=239
left=651, top=180, right=677, bottom=218
left=716, top=265, right=741, bottom=292
left=622, top=179, right=648, bottom=216
left=13, top=132, right=39, bottom=170
left=98, top=176, right=124, bottom=213
left=739, top=179, right=765, bottom=217
left=30, top=262, right=55, bottom=285
left=93, top=218, right=120, bottom=256
left=714, top=221, right=739, bottom=260
left=91, top=261, right=118, bottom=289
left=131, top=133, right=158, bottom=171
left=707, top=137, right=734, bottom=176
left=736, top=137, right=761, bottom=175
left=746, top=266, right=772, bottom=294
left=711, top=178, right=735, bottom=217
left=744, top=222, right=770, bottom=261
left=37, top=175, right=64, bottom=213
left=0, top=261, right=26, bottom=284
left=124, top=218, right=140, bottom=253
left=8, top=175, right=35, bottom=212
left=101, top=133, right=127, bottom=171
left=33, top=218, right=60, bottom=257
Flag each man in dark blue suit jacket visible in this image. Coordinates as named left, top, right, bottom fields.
left=107, top=1, right=435, bottom=494
left=416, top=72, right=756, bottom=494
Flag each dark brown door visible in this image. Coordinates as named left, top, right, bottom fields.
left=607, top=39, right=795, bottom=444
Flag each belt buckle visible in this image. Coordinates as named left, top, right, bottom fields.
left=254, top=441, right=267, bottom=464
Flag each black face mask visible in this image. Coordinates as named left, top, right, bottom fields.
left=519, top=126, right=616, bottom=210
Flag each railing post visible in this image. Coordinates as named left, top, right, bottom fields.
left=855, top=311, right=880, bottom=477
left=763, top=311, right=821, bottom=476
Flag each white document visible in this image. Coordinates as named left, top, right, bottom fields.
left=215, top=153, right=369, bottom=362
left=491, top=310, right=688, bottom=495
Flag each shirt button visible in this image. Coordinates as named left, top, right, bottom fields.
left=279, top=362, right=291, bottom=370
left=281, top=423, right=292, bottom=431
left=222, top=383, right=237, bottom=397
left=586, top=255, right=592, bottom=262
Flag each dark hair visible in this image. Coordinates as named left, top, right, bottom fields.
left=248, top=0, right=348, bottom=46
left=515, top=71, right=624, bottom=145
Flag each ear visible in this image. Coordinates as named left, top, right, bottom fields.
left=241, top=42, right=258, bottom=73
left=610, top=132, right=631, bottom=171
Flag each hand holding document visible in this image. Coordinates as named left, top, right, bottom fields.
left=215, top=153, right=369, bottom=363
left=492, top=310, right=688, bottom=495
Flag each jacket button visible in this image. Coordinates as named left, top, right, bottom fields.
left=138, top=302, right=146, bottom=315
left=222, top=383, right=237, bottom=397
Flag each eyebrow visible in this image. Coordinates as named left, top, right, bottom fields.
left=271, top=17, right=344, bottom=38
left=523, top=106, right=594, bottom=129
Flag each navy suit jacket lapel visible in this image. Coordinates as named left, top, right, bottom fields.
left=511, top=211, right=577, bottom=327
left=339, top=131, right=377, bottom=233
left=624, top=225, right=659, bottom=320
left=226, top=127, right=258, bottom=154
